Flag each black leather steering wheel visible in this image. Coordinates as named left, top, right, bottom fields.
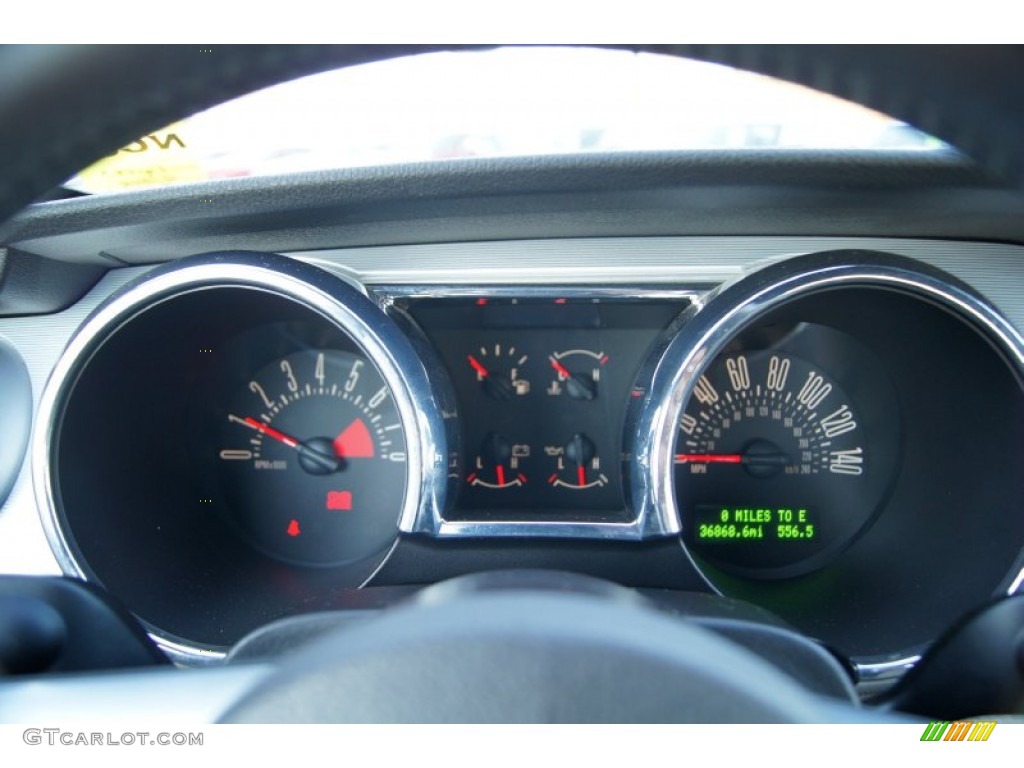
left=2, top=43, right=1017, bottom=722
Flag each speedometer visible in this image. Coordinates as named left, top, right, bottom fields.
left=676, top=331, right=899, bottom=579
left=628, top=249, right=1024, bottom=659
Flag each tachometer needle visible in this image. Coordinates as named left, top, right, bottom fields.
left=467, top=354, right=490, bottom=378
left=230, top=414, right=339, bottom=474
left=236, top=415, right=299, bottom=448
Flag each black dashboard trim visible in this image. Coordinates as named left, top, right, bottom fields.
left=5, top=151, right=1023, bottom=267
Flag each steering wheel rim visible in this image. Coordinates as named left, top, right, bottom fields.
left=220, top=586, right=838, bottom=723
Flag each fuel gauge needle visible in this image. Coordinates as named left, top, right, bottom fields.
left=467, top=354, right=490, bottom=378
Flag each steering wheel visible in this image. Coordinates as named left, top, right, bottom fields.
left=1, top=44, right=1019, bottom=723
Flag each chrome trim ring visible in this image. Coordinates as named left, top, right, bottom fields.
left=854, top=655, right=922, bottom=685
left=377, top=284, right=700, bottom=540
left=31, top=251, right=450, bottom=664
left=632, top=249, right=1024, bottom=683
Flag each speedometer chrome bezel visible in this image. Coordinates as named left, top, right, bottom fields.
left=32, top=251, right=453, bottom=665
left=630, top=249, right=1024, bottom=681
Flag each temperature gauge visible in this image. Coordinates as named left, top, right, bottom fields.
left=547, top=349, right=608, bottom=400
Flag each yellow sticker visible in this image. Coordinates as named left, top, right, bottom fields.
left=73, top=120, right=208, bottom=193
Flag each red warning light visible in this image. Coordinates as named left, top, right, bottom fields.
left=554, top=298, right=567, bottom=305
left=475, top=298, right=488, bottom=306
left=333, top=419, right=375, bottom=459
left=326, top=490, right=353, bottom=511
left=287, top=519, right=301, bottom=537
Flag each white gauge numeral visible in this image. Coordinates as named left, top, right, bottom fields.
left=680, top=413, right=698, bottom=435
left=797, top=372, right=832, bottom=409
left=388, top=452, right=407, bottom=463
left=219, top=449, right=252, bottom=460
left=693, top=375, right=719, bottom=405
left=281, top=360, right=298, bottom=392
left=725, top=356, right=750, bottom=391
left=345, top=359, right=364, bottom=392
left=368, top=386, right=389, bottom=409
left=249, top=380, right=273, bottom=409
left=766, top=355, right=790, bottom=391
left=820, top=405, right=857, bottom=438
left=829, top=447, right=864, bottom=475
left=315, top=352, right=326, bottom=387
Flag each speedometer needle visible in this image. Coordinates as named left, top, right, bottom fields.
left=675, top=452, right=790, bottom=467
left=675, top=453, right=743, bottom=464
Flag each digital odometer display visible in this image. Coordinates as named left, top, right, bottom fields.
left=678, top=322, right=900, bottom=579
left=694, top=505, right=816, bottom=542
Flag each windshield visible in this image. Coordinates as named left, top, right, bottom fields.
left=67, top=47, right=946, bottom=195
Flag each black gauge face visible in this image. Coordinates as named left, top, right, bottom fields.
left=677, top=323, right=900, bottom=579
left=218, top=348, right=407, bottom=566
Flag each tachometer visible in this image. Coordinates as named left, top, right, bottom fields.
left=38, top=252, right=453, bottom=657
left=219, top=349, right=407, bottom=566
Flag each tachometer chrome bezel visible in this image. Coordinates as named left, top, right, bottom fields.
left=32, top=251, right=452, bottom=664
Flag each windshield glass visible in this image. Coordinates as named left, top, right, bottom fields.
left=67, top=47, right=946, bottom=195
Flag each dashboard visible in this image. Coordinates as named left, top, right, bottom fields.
left=2, top=231, right=1024, bottom=694
left=3, top=45, right=1024, bottom=723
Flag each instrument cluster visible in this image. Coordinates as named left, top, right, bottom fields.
left=32, top=248, right=1024, bottom=670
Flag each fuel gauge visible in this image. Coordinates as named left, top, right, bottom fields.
left=466, top=344, right=530, bottom=400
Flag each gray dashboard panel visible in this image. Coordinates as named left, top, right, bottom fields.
left=1, top=236, right=1024, bottom=577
